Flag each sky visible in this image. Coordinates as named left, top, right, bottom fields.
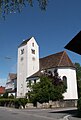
left=0, top=0, right=81, bottom=86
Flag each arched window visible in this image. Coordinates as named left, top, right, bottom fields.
left=63, top=76, right=67, bottom=88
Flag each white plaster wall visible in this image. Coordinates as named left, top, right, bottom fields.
left=17, top=45, right=27, bottom=97
left=26, top=37, right=39, bottom=77
left=47, top=67, right=78, bottom=100
left=17, top=37, right=39, bottom=98
left=58, top=68, right=78, bottom=100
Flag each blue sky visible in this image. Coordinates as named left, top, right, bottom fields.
left=0, top=0, right=81, bottom=86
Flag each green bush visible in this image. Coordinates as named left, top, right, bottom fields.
left=14, top=98, right=28, bottom=108
left=0, top=99, right=14, bottom=106
left=0, top=98, right=28, bottom=108
left=77, top=97, right=81, bottom=117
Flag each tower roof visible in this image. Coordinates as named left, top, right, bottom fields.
left=18, top=37, right=32, bottom=48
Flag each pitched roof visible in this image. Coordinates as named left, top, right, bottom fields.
left=18, top=37, right=32, bottom=48
left=39, top=51, right=75, bottom=70
left=0, top=86, right=5, bottom=94
left=65, top=31, right=81, bottom=55
left=27, top=71, right=42, bottom=79
left=28, top=51, right=75, bottom=78
left=9, top=73, right=17, bottom=80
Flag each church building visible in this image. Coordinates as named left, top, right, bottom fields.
left=17, top=37, right=78, bottom=100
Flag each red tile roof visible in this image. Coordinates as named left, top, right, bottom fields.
left=28, top=51, right=75, bottom=78
left=40, top=51, right=75, bottom=70
left=9, top=73, right=17, bottom=80
left=0, top=86, right=5, bottom=94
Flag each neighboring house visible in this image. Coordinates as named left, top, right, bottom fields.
left=0, top=86, right=5, bottom=96
left=17, top=37, right=78, bottom=101
left=5, top=73, right=17, bottom=97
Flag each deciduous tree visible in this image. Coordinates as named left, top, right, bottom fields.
left=27, top=70, right=66, bottom=105
left=0, top=0, right=48, bottom=19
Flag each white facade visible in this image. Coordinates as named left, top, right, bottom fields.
left=17, top=37, right=39, bottom=98
left=47, top=67, right=78, bottom=100
left=17, top=37, right=78, bottom=100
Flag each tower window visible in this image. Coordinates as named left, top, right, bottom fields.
left=20, top=49, right=24, bottom=55
left=32, top=57, right=35, bottom=61
left=31, top=49, right=35, bottom=54
left=21, top=57, right=24, bottom=61
left=32, top=43, right=34, bottom=47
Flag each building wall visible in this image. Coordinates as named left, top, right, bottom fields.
left=58, top=67, right=78, bottom=100
left=47, top=67, right=78, bottom=100
left=5, top=75, right=17, bottom=97
left=26, top=37, right=39, bottom=77
left=17, top=37, right=39, bottom=98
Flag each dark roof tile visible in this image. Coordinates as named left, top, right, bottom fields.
left=39, top=51, right=75, bottom=70
left=18, top=37, right=32, bottom=48
left=29, top=51, right=75, bottom=78
left=9, top=73, right=17, bottom=80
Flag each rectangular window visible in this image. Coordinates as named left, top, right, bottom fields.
left=31, top=49, right=35, bottom=54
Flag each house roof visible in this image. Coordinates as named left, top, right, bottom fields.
left=27, top=71, right=42, bottom=79
left=28, top=51, right=75, bottom=78
left=65, top=31, right=81, bottom=55
left=18, top=37, right=32, bottom=48
left=0, top=86, right=5, bottom=94
left=40, top=51, right=75, bottom=70
left=9, top=73, right=17, bottom=80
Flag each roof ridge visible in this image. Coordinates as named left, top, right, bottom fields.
left=58, top=51, right=65, bottom=66
left=64, top=51, right=73, bottom=66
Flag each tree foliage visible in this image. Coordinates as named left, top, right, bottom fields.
left=75, top=63, right=81, bottom=98
left=27, top=70, right=66, bottom=105
left=0, top=0, right=48, bottom=18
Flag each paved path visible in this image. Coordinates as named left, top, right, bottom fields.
left=0, top=107, right=80, bottom=120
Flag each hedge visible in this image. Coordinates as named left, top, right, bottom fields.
left=0, top=98, right=28, bottom=108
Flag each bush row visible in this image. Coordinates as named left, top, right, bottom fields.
left=0, top=98, right=28, bottom=108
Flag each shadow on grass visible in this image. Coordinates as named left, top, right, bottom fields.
left=49, top=109, right=81, bottom=118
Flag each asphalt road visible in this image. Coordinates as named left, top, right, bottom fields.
left=0, top=107, right=80, bottom=120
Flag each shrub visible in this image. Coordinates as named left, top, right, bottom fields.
left=18, top=98, right=28, bottom=108
left=0, top=99, right=14, bottom=107
left=0, top=98, right=28, bottom=108
left=77, top=97, right=81, bottom=117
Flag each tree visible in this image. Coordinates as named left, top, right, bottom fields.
left=75, top=63, right=81, bottom=98
left=3, top=92, right=8, bottom=98
left=0, top=0, right=48, bottom=19
left=28, top=70, right=66, bottom=105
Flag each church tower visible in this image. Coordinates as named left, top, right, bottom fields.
left=17, top=37, right=39, bottom=98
